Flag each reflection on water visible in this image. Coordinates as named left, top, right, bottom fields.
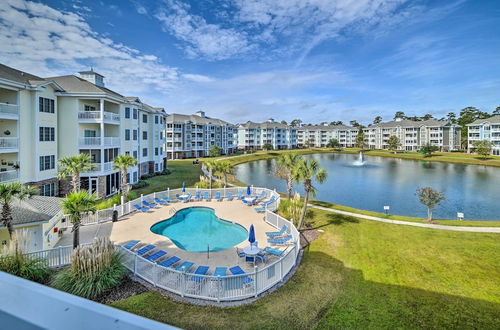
left=235, top=153, right=500, bottom=221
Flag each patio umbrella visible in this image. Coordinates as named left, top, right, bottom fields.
left=246, top=185, right=251, bottom=196
left=182, top=182, right=186, bottom=193
left=248, top=224, right=255, bottom=244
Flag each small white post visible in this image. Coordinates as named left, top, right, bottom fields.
left=134, top=254, right=138, bottom=275
left=167, top=188, right=170, bottom=198
left=254, top=266, right=258, bottom=297
left=58, top=246, right=63, bottom=266
left=279, top=259, right=283, bottom=282
left=121, top=195, right=125, bottom=214
left=113, top=204, right=116, bottom=211
left=153, top=191, right=156, bottom=200
left=141, top=194, right=144, bottom=203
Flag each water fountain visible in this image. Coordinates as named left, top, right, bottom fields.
left=352, top=151, right=366, bottom=166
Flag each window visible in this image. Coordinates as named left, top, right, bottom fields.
left=143, top=131, right=147, bottom=140
left=39, top=155, right=55, bottom=171
left=126, top=173, right=130, bottom=184
left=142, top=148, right=148, bottom=157
left=133, top=151, right=138, bottom=159
left=133, top=130, right=138, bottom=141
left=39, top=97, right=55, bottom=113
left=84, top=104, right=96, bottom=112
left=142, top=114, right=147, bottom=123
left=39, top=127, right=55, bottom=141
left=155, top=116, right=159, bottom=124
left=155, top=164, right=158, bottom=172
left=125, top=129, right=130, bottom=141
left=40, top=183, right=56, bottom=196
left=125, top=107, right=130, bottom=119
left=133, top=108, right=138, bottom=119
left=84, top=130, right=96, bottom=138
left=133, top=171, right=138, bottom=182
left=155, top=147, right=159, bottom=156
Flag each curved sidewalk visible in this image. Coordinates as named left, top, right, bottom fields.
left=310, top=204, right=500, bottom=233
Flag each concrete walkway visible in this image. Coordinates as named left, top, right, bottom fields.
left=310, top=204, right=500, bottom=233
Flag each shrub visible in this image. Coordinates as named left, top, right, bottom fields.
left=52, top=238, right=125, bottom=299
left=161, top=168, right=171, bottom=175
left=132, top=180, right=148, bottom=189
left=0, top=231, right=51, bottom=283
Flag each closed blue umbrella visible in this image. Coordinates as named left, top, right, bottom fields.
left=182, top=182, right=186, bottom=193
left=246, top=185, right=251, bottom=196
left=248, top=224, right=255, bottom=244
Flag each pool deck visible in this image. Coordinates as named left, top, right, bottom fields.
left=110, top=199, right=280, bottom=273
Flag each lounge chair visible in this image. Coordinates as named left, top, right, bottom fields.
left=133, top=204, right=149, bottom=212
left=194, top=191, right=202, bottom=201
left=143, top=200, right=157, bottom=208
left=236, top=191, right=244, bottom=200
left=176, top=261, right=194, bottom=272
left=225, top=192, right=234, bottom=201
left=264, top=246, right=286, bottom=257
left=136, top=244, right=156, bottom=256
left=229, top=265, right=254, bottom=287
left=243, top=197, right=257, bottom=206
left=256, top=191, right=267, bottom=201
left=260, top=196, right=276, bottom=207
left=267, top=235, right=293, bottom=246
left=203, top=191, right=211, bottom=201
left=158, top=256, right=180, bottom=268
left=179, top=192, right=192, bottom=203
left=214, top=267, right=227, bottom=276
left=161, top=196, right=177, bottom=203
left=145, top=250, right=167, bottom=262
left=189, top=265, right=209, bottom=281
left=254, top=207, right=266, bottom=213
left=266, top=225, right=287, bottom=238
left=123, top=240, right=140, bottom=250
left=215, top=192, right=222, bottom=201
left=153, top=197, right=167, bottom=205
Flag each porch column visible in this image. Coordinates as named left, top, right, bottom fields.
left=100, top=99, right=105, bottom=171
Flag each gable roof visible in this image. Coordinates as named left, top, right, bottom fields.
left=0, top=63, right=45, bottom=85
left=368, top=119, right=455, bottom=129
left=166, top=113, right=232, bottom=125
left=467, top=115, right=500, bottom=125
left=9, top=196, right=62, bottom=226
left=46, top=75, right=123, bottom=98
left=238, top=121, right=292, bottom=129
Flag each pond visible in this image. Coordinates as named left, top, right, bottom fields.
left=234, top=153, right=500, bottom=221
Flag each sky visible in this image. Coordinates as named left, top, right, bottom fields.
left=0, top=0, right=499, bottom=124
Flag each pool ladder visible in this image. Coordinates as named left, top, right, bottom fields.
left=169, top=207, right=177, bottom=215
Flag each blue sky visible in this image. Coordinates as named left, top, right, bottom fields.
left=1, top=0, right=499, bottom=124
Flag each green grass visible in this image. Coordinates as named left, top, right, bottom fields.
left=111, top=208, right=500, bottom=329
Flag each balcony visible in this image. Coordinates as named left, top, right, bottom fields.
left=0, top=137, right=19, bottom=153
left=78, top=137, right=120, bottom=147
left=0, top=170, right=19, bottom=182
left=78, top=111, right=120, bottom=124
left=0, top=103, right=19, bottom=119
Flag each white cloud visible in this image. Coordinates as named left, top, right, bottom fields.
left=0, top=0, right=180, bottom=102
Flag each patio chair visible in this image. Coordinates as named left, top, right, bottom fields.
left=215, top=191, right=223, bottom=201
left=255, top=252, right=266, bottom=264
left=256, top=191, right=267, bottom=201
left=203, top=191, right=211, bottom=201
left=245, top=255, right=255, bottom=263
left=236, top=247, right=245, bottom=259
left=267, top=235, right=293, bottom=246
left=187, top=266, right=209, bottom=286
left=145, top=250, right=167, bottom=262
left=266, top=225, right=287, bottom=238
left=153, top=197, right=167, bottom=205
left=136, top=244, right=156, bottom=256
left=162, top=196, right=177, bottom=203
left=176, top=261, right=194, bottom=272
left=260, top=196, right=276, bottom=207
left=133, top=204, right=149, bottom=212
left=123, top=240, right=140, bottom=250
left=236, top=191, right=244, bottom=200
left=264, top=246, right=287, bottom=257
left=142, top=200, right=157, bottom=208
left=158, top=256, right=180, bottom=268
left=254, top=207, right=266, bottom=213
left=194, top=191, right=202, bottom=201
left=214, top=267, right=227, bottom=276
left=229, top=265, right=254, bottom=287
left=225, top=192, right=234, bottom=201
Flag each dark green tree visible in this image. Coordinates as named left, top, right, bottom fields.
left=421, top=143, right=439, bottom=157
left=394, top=111, right=406, bottom=120
left=208, top=145, right=222, bottom=157
left=373, top=116, right=383, bottom=124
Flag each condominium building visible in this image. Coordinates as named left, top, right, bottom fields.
left=237, top=119, right=297, bottom=150
left=0, top=63, right=166, bottom=197
left=165, top=111, right=236, bottom=159
left=467, top=115, right=500, bottom=155
left=296, top=124, right=358, bottom=148
left=363, top=118, right=461, bottom=151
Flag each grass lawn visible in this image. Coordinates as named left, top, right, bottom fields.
left=111, top=208, right=500, bottom=329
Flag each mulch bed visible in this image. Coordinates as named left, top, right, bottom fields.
left=299, top=229, right=320, bottom=248
left=95, top=276, right=148, bottom=304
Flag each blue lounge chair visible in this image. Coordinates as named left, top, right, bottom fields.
left=189, top=265, right=209, bottom=281
left=256, top=191, right=267, bottom=201
left=225, top=192, right=234, bottom=201
left=143, top=200, right=157, bottom=208
left=154, top=197, right=167, bottom=205
left=236, top=247, right=245, bottom=258
left=134, top=204, right=149, bottom=212
left=264, top=246, right=286, bottom=257
left=229, top=266, right=254, bottom=286
left=214, top=267, right=227, bottom=276
left=137, top=244, right=156, bottom=256
left=176, top=261, right=194, bottom=272
left=267, top=235, right=293, bottom=245
left=243, top=197, right=257, bottom=206
left=260, top=196, right=276, bottom=207
left=146, top=250, right=167, bottom=262
left=158, top=256, right=180, bottom=268
left=215, top=192, right=222, bottom=201
left=162, top=196, right=177, bottom=203
left=203, top=191, right=211, bottom=201
left=254, top=207, right=266, bottom=213
left=266, top=225, right=287, bottom=238
left=194, top=191, right=202, bottom=201
left=123, top=240, right=140, bottom=250
left=236, top=191, right=244, bottom=200
left=179, top=193, right=192, bottom=203
left=255, top=252, right=266, bottom=264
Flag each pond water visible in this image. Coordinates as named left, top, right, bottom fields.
left=234, top=153, right=500, bottom=221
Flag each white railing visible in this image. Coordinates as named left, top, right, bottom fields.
left=103, top=137, right=120, bottom=146
left=103, top=112, right=120, bottom=122
left=0, top=103, right=19, bottom=116
left=78, top=111, right=120, bottom=123
left=0, top=137, right=19, bottom=149
left=0, top=170, right=19, bottom=182
left=33, top=187, right=300, bottom=301
left=103, top=162, right=113, bottom=171
left=79, top=137, right=101, bottom=146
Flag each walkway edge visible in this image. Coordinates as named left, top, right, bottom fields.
left=309, top=204, right=500, bottom=233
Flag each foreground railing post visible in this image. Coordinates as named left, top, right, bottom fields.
left=133, top=254, right=138, bottom=275
left=153, top=264, right=157, bottom=287
left=58, top=246, right=63, bottom=266
left=279, top=258, right=283, bottom=282
left=181, top=272, right=186, bottom=297
left=254, top=266, right=258, bottom=297
left=121, top=195, right=125, bottom=215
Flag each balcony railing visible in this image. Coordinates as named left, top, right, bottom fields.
left=0, top=103, right=19, bottom=116
left=0, top=170, right=19, bottom=182
left=78, top=111, right=120, bottom=123
left=0, top=137, right=19, bottom=150
left=79, top=137, right=120, bottom=146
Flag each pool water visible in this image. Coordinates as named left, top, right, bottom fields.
left=150, top=207, right=248, bottom=252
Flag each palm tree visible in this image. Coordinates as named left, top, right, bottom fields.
left=112, top=154, right=138, bottom=201
left=293, top=158, right=328, bottom=230
left=204, top=159, right=217, bottom=190
left=61, top=190, right=99, bottom=248
left=58, top=154, right=94, bottom=192
left=216, top=160, right=234, bottom=188
left=277, top=153, right=300, bottom=199
left=0, top=182, right=37, bottom=238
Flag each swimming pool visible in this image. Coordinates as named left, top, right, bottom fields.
left=150, top=207, right=248, bottom=252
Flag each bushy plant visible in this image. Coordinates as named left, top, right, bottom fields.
left=0, top=230, right=50, bottom=283
left=195, top=175, right=223, bottom=189
left=52, top=238, right=125, bottom=299
left=131, top=180, right=148, bottom=189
